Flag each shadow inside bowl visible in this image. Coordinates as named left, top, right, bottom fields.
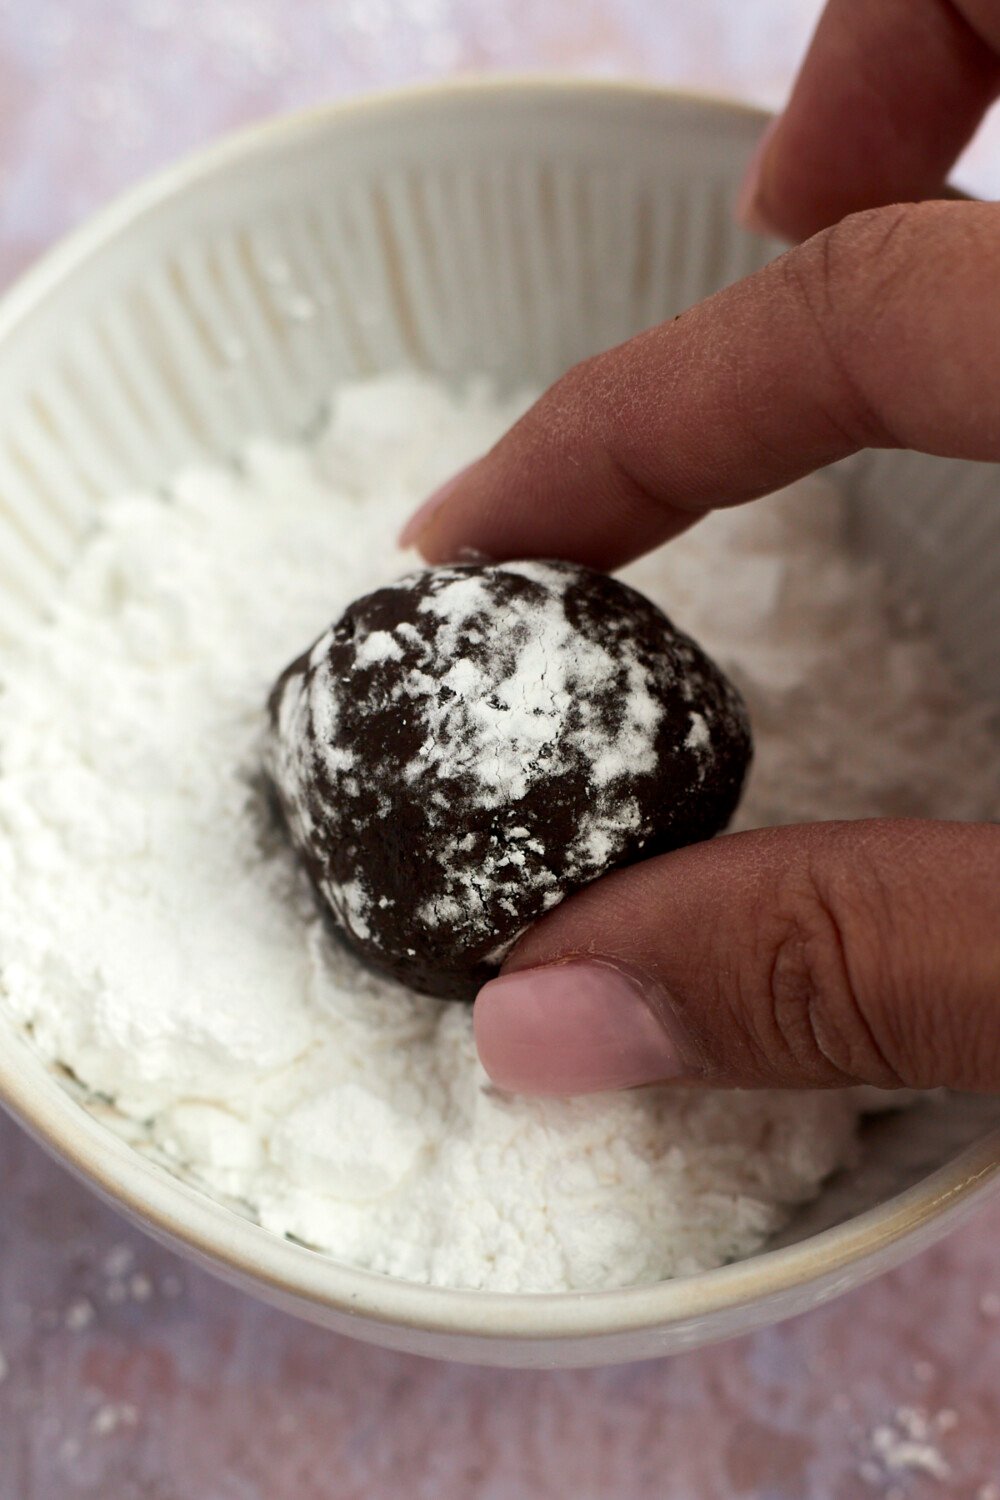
left=772, top=1092, right=1000, bottom=1249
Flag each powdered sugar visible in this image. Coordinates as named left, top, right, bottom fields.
left=408, top=561, right=664, bottom=801
left=861, top=1406, right=955, bottom=1486
left=1, top=373, right=998, bottom=1293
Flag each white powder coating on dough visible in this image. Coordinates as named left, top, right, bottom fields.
left=408, top=562, right=662, bottom=800
left=1, top=374, right=999, bottom=1294
left=270, top=555, right=732, bottom=962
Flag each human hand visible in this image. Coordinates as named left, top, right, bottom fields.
left=399, top=0, right=1000, bottom=1097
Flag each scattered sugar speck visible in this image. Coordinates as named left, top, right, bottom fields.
left=864, top=1407, right=951, bottom=1483
left=103, top=1244, right=134, bottom=1279
left=91, top=1403, right=138, bottom=1437
left=64, top=1297, right=95, bottom=1332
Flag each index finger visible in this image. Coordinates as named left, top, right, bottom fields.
left=404, top=201, right=1000, bottom=571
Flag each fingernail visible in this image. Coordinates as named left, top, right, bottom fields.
left=474, top=960, right=692, bottom=1096
left=735, top=118, right=780, bottom=236
left=398, top=461, right=478, bottom=548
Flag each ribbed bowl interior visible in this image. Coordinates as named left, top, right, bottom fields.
left=0, top=91, right=781, bottom=639
left=2, top=89, right=997, bottom=690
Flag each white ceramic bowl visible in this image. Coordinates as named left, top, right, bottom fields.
left=1, top=80, right=999, bottom=1369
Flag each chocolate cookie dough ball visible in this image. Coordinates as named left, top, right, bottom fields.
left=266, top=561, right=752, bottom=1001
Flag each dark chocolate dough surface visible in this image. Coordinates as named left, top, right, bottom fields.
left=267, top=560, right=752, bottom=1000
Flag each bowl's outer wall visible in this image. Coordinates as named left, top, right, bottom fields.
left=0, top=81, right=998, bottom=1366
left=4, top=1055, right=1000, bottom=1368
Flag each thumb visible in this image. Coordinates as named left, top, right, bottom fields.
left=473, top=820, right=1000, bottom=1095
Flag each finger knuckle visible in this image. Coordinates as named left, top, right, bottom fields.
left=782, top=203, right=929, bottom=449
left=757, top=850, right=907, bottom=1088
left=514, top=355, right=607, bottom=475
left=542, top=353, right=609, bottom=433
left=816, top=201, right=937, bottom=292
left=534, top=348, right=665, bottom=512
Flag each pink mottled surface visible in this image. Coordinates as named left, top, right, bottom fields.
left=2, top=2, right=1000, bottom=1495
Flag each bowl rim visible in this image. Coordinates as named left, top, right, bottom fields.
left=0, top=73, right=769, bottom=349
left=2, top=74, right=1000, bottom=1344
